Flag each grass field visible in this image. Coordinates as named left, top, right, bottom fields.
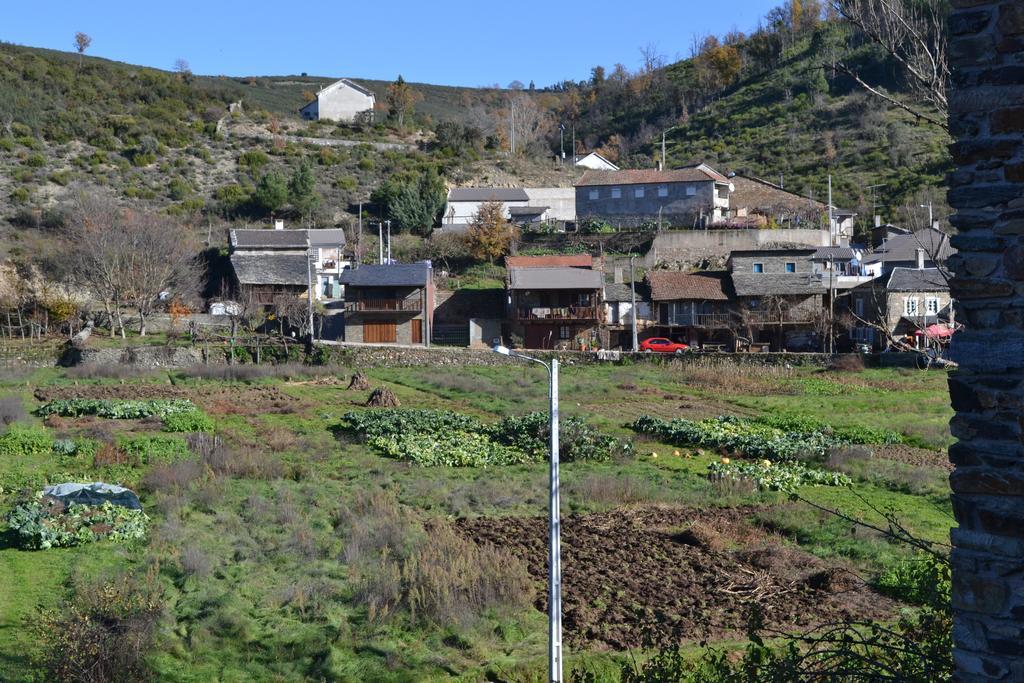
left=0, top=360, right=954, bottom=681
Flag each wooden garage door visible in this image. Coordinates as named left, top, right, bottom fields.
left=364, top=321, right=396, bottom=343
left=410, top=320, right=423, bottom=345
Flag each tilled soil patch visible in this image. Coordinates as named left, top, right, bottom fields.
left=34, top=384, right=303, bottom=415
left=456, top=505, right=893, bottom=650
left=874, top=444, right=952, bottom=471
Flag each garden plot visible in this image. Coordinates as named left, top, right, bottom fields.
left=456, top=505, right=894, bottom=650
left=34, top=384, right=303, bottom=416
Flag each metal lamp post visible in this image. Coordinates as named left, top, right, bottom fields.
left=493, top=344, right=563, bottom=683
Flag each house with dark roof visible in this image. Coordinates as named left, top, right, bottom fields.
left=863, top=227, right=956, bottom=277
left=504, top=255, right=604, bottom=349
left=299, top=78, right=375, bottom=123
left=645, top=271, right=735, bottom=349
left=848, top=266, right=954, bottom=350
left=228, top=226, right=348, bottom=307
left=575, top=164, right=732, bottom=228
left=726, top=249, right=826, bottom=350
left=602, top=281, right=653, bottom=349
left=339, top=263, right=434, bottom=345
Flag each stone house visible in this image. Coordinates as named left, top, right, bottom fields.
left=299, top=78, right=375, bottom=123
left=228, top=226, right=347, bottom=307
left=726, top=249, right=826, bottom=351
left=645, top=270, right=735, bottom=350
left=602, top=281, right=653, bottom=350
left=728, top=175, right=827, bottom=229
left=848, top=266, right=953, bottom=351
left=574, top=164, right=732, bottom=229
left=339, top=263, right=434, bottom=345
left=504, top=255, right=603, bottom=350
left=862, top=227, right=956, bottom=277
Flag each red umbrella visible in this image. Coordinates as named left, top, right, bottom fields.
left=915, top=324, right=954, bottom=338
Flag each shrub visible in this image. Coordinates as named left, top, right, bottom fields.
left=0, top=424, right=53, bottom=457
left=117, top=435, right=191, bottom=464
left=37, top=398, right=197, bottom=419
left=828, top=354, right=865, bottom=372
left=0, top=395, right=27, bottom=426
left=141, top=459, right=203, bottom=493
left=875, top=554, right=951, bottom=606
left=161, top=409, right=214, bottom=433
left=7, top=496, right=149, bottom=549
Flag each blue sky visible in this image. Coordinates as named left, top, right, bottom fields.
left=2, top=1, right=780, bottom=87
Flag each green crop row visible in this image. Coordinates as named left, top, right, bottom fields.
left=707, top=460, right=852, bottom=492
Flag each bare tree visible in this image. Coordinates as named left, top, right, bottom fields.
left=506, top=93, right=550, bottom=154
left=74, top=32, right=92, bottom=65
left=174, top=58, right=192, bottom=78
left=830, top=0, right=948, bottom=129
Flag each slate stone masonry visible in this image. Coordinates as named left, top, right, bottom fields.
left=946, top=2, right=1024, bottom=680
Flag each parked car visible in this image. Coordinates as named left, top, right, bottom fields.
left=639, top=338, right=690, bottom=354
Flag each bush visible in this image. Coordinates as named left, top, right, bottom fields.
left=7, top=496, right=149, bottom=549
left=117, top=435, right=191, bottom=464
left=875, top=554, right=951, bottom=606
left=161, top=409, right=214, bottom=433
left=0, top=424, right=53, bottom=457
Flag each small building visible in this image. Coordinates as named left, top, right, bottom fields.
left=863, top=227, right=956, bottom=277
left=575, top=164, right=732, bottom=229
left=849, top=267, right=954, bottom=350
left=505, top=255, right=603, bottom=350
left=646, top=270, right=734, bottom=350
left=602, top=281, right=653, bottom=350
left=339, top=263, right=434, bottom=346
left=727, top=249, right=826, bottom=351
left=575, top=152, right=620, bottom=171
left=228, top=226, right=347, bottom=307
left=870, top=217, right=911, bottom=248
left=299, top=78, right=375, bottom=123
left=728, top=175, right=827, bottom=228
left=440, top=187, right=575, bottom=230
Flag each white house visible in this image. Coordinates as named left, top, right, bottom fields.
left=299, top=78, right=375, bottom=123
left=440, top=187, right=576, bottom=232
left=575, top=152, right=620, bottom=171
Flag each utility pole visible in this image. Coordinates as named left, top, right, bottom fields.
left=867, top=183, right=887, bottom=221
left=828, top=255, right=835, bottom=354
left=306, top=237, right=315, bottom=344
left=629, top=255, right=638, bottom=352
left=559, top=123, right=565, bottom=164
left=920, top=200, right=934, bottom=229
left=378, top=222, right=383, bottom=264
left=823, top=175, right=831, bottom=246
left=356, top=202, right=363, bottom=269
left=661, top=130, right=666, bottom=170
left=571, top=124, right=576, bottom=164
left=510, top=104, right=516, bottom=156
left=385, top=220, right=392, bottom=263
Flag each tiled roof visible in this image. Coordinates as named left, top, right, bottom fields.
left=864, top=228, right=955, bottom=265
left=886, top=267, right=949, bottom=292
left=603, top=282, right=650, bottom=302
left=646, top=271, right=733, bottom=301
left=730, top=176, right=827, bottom=214
left=575, top=163, right=729, bottom=187
left=508, top=267, right=603, bottom=290
left=448, top=188, right=529, bottom=202
left=505, top=254, right=593, bottom=269
left=731, top=273, right=826, bottom=296
left=230, top=253, right=310, bottom=286
left=812, top=246, right=858, bottom=261
left=307, top=229, right=346, bottom=247
left=231, top=229, right=308, bottom=249
left=339, top=263, right=431, bottom=287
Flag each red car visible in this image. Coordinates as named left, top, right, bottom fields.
left=639, top=337, right=690, bottom=354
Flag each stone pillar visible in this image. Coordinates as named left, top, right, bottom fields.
left=946, top=2, right=1024, bottom=680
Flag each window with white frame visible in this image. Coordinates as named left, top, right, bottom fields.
left=611, top=187, right=622, bottom=199
left=657, top=185, right=668, bottom=197
left=559, top=325, right=571, bottom=340
left=588, top=189, right=599, bottom=200
left=904, top=297, right=919, bottom=316
left=926, top=297, right=940, bottom=315
left=685, top=185, right=697, bottom=196
left=634, top=187, right=645, bottom=199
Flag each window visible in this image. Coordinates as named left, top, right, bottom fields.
left=588, top=189, right=599, bottom=200
left=634, top=187, right=645, bottom=199
left=685, top=185, right=697, bottom=196
left=753, top=263, right=764, bottom=273
left=854, top=298, right=865, bottom=318
left=611, top=187, right=622, bottom=199
left=904, top=297, right=919, bottom=316
left=785, top=262, right=796, bottom=273
left=559, top=325, right=572, bottom=340
left=926, top=297, right=940, bottom=315
left=657, top=185, right=668, bottom=197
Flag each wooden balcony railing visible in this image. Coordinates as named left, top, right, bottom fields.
left=345, top=298, right=422, bottom=313
left=516, top=306, right=599, bottom=321
left=663, top=311, right=817, bottom=327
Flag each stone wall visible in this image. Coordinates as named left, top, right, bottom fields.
left=645, top=228, right=830, bottom=268
left=946, top=3, right=1024, bottom=680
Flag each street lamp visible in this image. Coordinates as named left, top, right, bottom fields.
left=492, top=344, right=563, bottom=683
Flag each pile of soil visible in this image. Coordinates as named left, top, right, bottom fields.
left=35, top=385, right=302, bottom=416
left=456, top=505, right=892, bottom=650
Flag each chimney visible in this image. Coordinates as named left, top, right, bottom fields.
left=613, top=267, right=624, bottom=284
left=916, top=247, right=926, bottom=270
left=274, top=219, right=285, bottom=230
left=874, top=215, right=882, bottom=228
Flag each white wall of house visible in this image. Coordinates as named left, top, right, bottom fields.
left=301, top=79, right=375, bottom=122
left=442, top=198, right=530, bottom=228
left=524, top=188, right=576, bottom=221
left=605, top=301, right=652, bottom=325
left=575, top=153, right=619, bottom=171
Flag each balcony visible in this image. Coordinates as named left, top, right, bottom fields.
left=345, top=298, right=422, bottom=313
left=662, top=313, right=733, bottom=328
left=662, top=311, right=817, bottom=327
left=516, top=305, right=599, bottom=321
